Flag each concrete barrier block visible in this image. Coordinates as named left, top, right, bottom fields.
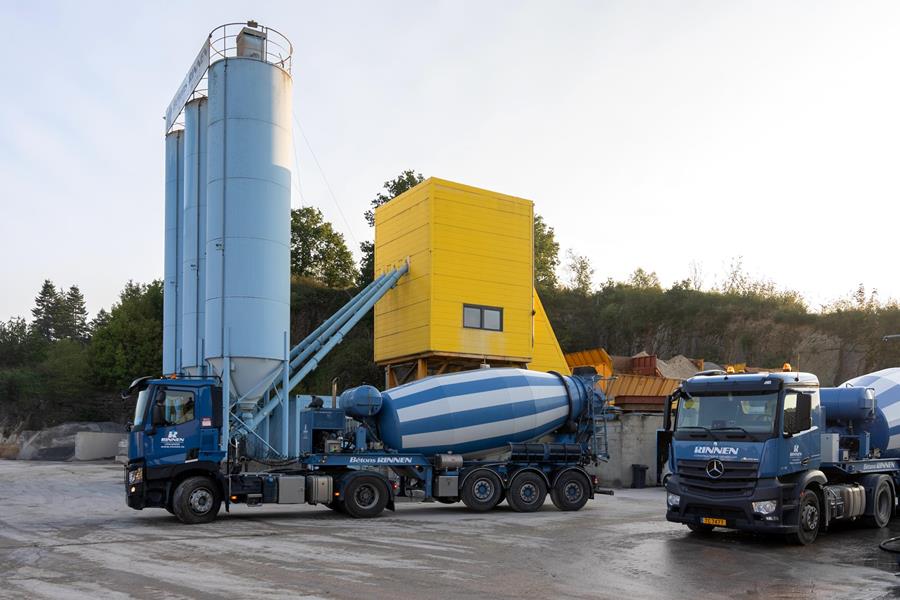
left=75, top=432, right=127, bottom=461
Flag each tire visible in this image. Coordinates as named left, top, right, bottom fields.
left=461, top=470, right=503, bottom=512
left=787, top=488, right=821, bottom=545
left=864, top=479, right=893, bottom=528
left=507, top=471, right=548, bottom=513
left=550, top=471, right=590, bottom=511
left=171, top=476, right=221, bottom=525
left=686, top=523, right=714, bottom=534
left=342, top=475, right=389, bottom=518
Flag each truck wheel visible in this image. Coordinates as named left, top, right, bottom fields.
left=172, top=476, right=221, bottom=524
left=550, top=471, right=590, bottom=511
left=507, top=472, right=548, bottom=513
left=342, top=475, right=389, bottom=518
left=461, top=470, right=503, bottom=511
left=864, top=479, right=893, bottom=528
left=787, top=489, right=820, bottom=545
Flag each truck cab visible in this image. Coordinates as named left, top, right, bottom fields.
left=125, top=377, right=226, bottom=519
left=664, top=370, right=822, bottom=542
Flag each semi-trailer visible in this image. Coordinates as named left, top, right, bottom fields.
left=663, top=367, right=900, bottom=544
left=124, top=367, right=612, bottom=522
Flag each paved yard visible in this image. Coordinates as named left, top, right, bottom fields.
left=1, top=461, right=898, bottom=599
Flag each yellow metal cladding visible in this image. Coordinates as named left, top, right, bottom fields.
left=374, top=177, right=534, bottom=363
left=528, top=290, right=570, bottom=374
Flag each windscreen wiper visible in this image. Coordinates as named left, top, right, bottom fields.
left=678, top=425, right=720, bottom=439
left=711, top=426, right=751, bottom=437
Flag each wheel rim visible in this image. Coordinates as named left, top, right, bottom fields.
left=519, top=482, right=538, bottom=504
left=354, top=483, right=380, bottom=510
left=189, top=488, right=214, bottom=514
left=473, top=478, right=494, bottom=501
left=564, top=481, right=584, bottom=503
left=801, top=499, right=819, bottom=532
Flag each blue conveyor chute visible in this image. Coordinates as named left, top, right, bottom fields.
left=231, top=261, right=409, bottom=448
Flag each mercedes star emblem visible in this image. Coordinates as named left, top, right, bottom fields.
left=706, top=459, right=725, bottom=479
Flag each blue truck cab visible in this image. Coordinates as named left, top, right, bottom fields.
left=664, top=369, right=899, bottom=544
left=125, top=377, right=225, bottom=516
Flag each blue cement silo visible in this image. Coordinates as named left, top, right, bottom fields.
left=181, top=98, right=208, bottom=375
left=162, top=129, right=184, bottom=375
left=204, top=27, right=293, bottom=405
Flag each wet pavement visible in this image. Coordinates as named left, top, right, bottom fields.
left=1, top=461, right=899, bottom=599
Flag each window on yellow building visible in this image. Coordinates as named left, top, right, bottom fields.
left=463, top=304, right=503, bottom=331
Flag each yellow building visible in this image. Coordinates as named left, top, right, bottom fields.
left=374, top=177, right=568, bottom=386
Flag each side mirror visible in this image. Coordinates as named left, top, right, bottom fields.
left=151, top=403, right=166, bottom=427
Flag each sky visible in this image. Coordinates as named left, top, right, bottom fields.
left=2, top=0, right=900, bottom=321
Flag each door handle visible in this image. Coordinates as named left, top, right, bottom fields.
left=801, top=457, right=810, bottom=465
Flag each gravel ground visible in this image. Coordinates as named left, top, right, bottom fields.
left=1, top=461, right=899, bottom=599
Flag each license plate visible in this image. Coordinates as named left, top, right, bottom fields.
left=702, top=517, right=727, bottom=526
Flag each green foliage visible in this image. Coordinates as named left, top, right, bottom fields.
left=291, top=206, right=358, bottom=288
left=628, top=268, right=661, bottom=290
left=363, top=170, right=425, bottom=227
left=0, top=317, right=46, bottom=367
left=88, top=280, right=163, bottom=390
left=565, top=250, right=594, bottom=294
left=29, top=280, right=89, bottom=343
left=534, top=214, right=560, bottom=291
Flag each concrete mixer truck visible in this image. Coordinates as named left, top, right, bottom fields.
left=663, top=367, right=900, bottom=544
left=124, top=367, right=612, bottom=523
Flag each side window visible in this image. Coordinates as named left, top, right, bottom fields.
left=462, top=304, right=503, bottom=331
left=159, top=389, right=195, bottom=426
left=782, top=393, right=797, bottom=434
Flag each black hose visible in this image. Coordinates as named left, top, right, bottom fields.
left=878, top=535, right=900, bottom=554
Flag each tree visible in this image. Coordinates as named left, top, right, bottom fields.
left=363, top=170, right=425, bottom=227
left=628, top=268, right=661, bottom=289
left=566, top=250, right=594, bottom=294
left=534, top=214, right=560, bottom=290
left=88, top=280, right=164, bottom=389
left=290, top=207, right=358, bottom=288
left=63, top=285, right=89, bottom=343
left=359, top=170, right=425, bottom=284
left=0, top=317, right=46, bottom=367
left=31, top=280, right=62, bottom=341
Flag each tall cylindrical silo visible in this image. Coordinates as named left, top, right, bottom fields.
left=204, top=30, right=293, bottom=403
left=181, top=98, right=208, bottom=375
left=163, top=129, right=185, bottom=376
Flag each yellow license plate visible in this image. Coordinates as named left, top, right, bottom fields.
left=702, top=517, right=727, bottom=526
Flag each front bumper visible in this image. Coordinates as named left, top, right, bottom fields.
left=666, top=475, right=797, bottom=534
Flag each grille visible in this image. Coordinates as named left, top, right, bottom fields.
left=677, top=459, right=758, bottom=497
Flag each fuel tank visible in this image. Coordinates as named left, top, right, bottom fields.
left=829, top=368, right=900, bottom=457
left=341, top=368, right=592, bottom=458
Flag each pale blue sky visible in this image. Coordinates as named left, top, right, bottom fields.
left=2, top=1, right=899, bottom=320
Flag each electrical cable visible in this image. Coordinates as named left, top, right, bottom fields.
left=292, top=114, right=359, bottom=246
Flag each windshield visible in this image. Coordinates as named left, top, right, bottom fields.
left=133, top=389, right=151, bottom=427
left=676, top=392, right=778, bottom=435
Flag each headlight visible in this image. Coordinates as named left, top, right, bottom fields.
left=667, top=492, right=681, bottom=508
left=752, top=500, right=777, bottom=515
left=128, top=468, right=144, bottom=484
